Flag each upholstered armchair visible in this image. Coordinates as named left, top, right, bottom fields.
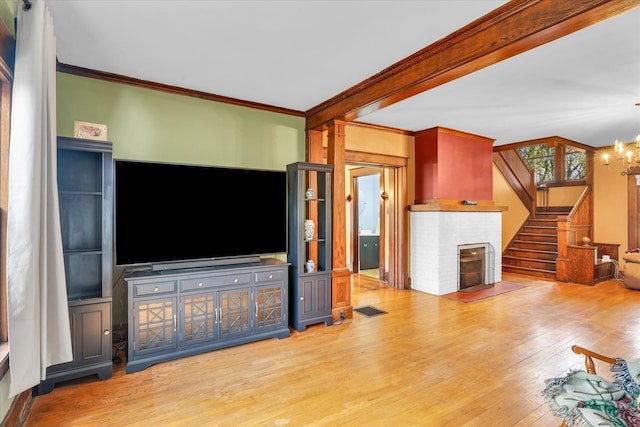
left=623, top=253, right=640, bottom=290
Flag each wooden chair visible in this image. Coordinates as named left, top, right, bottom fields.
left=557, top=346, right=611, bottom=427
left=570, top=344, right=617, bottom=375
left=552, top=345, right=634, bottom=427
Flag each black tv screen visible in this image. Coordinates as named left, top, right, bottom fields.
left=114, top=160, right=287, bottom=268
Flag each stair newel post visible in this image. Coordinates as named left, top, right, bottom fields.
left=555, top=215, right=572, bottom=282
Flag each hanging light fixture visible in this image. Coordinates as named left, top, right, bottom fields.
left=602, top=135, right=640, bottom=175
left=603, top=104, right=640, bottom=175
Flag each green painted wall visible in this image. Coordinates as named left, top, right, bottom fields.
left=57, top=72, right=305, bottom=325
left=57, top=73, right=306, bottom=170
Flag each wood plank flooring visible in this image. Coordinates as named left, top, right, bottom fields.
left=21, top=273, right=640, bottom=427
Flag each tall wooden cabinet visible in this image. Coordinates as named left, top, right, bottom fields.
left=287, top=162, right=333, bottom=331
left=36, top=137, right=113, bottom=395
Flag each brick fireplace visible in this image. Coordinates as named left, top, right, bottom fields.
left=409, top=207, right=502, bottom=295
left=409, top=127, right=506, bottom=296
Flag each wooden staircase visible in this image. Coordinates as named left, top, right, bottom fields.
left=502, top=207, right=573, bottom=279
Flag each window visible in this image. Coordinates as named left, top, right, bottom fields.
left=565, top=146, right=586, bottom=181
left=518, top=144, right=555, bottom=183
left=517, top=143, right=586, bottom=184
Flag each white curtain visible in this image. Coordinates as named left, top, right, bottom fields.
left=6, top=0, right=72, bottom=398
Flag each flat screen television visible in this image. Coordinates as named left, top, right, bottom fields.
left=114, top=159, right=287, bottom=270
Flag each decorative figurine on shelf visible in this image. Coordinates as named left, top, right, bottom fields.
left=305, top=188, right=315, bottom=200
left=306, top=259, right=315, bottom=273
left=304, top=219, right=315, bottom=240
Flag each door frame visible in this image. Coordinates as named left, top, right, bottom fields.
left=318, top=144, right=409, bottom=289
left=346, top=160, right=407, bottom=289
left=350, top=167, right=383, bottom=275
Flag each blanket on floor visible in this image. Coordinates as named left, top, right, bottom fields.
left=543, top=358, right=640, bottom=427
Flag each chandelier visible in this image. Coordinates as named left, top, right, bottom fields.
left=602, top=135, right=640, bottom=175
left=603, top=104, right=640, bottom=175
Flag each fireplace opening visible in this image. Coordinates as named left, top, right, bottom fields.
left=458, top=243, right=494, bottom=291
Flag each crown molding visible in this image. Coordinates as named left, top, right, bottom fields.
left=56, top=62, right=305, bottom=118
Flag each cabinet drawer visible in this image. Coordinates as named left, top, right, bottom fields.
left=134, top=280, right=177, bottom=297
left=181, top=273, right=251, bottom=291
left=254, top=269, right=285, bottom=283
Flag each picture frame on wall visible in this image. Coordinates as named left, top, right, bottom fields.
left=73, top=120, right=107, bottom=141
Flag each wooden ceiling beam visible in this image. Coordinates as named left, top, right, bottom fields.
left=305, top=0, right=639, bottom=130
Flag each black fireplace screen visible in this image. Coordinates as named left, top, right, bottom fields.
left=459, top=246, right=486, bottom=289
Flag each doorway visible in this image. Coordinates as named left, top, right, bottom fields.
left=355, top=172, right=381, bottom=277
left=348, top=166, right=387, bottom=282
left=343, top=160, right=408, bottom=289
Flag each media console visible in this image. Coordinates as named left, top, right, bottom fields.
left=125, top=260, right=290, bottom=374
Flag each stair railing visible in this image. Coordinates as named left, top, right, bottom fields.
left=555, top=186, right=592, bottom=281
left=493, top=150, right=535, bottom=217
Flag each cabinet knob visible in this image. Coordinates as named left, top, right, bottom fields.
left=234, top=278, right=239, bottom=283
left=198, top=282, right=203, bottom=287
left=268, top=274, right=273, bottom=279
left=154, top=287, right=159, bottom=292
left=103, top=330, right=110, bottom=336
left=300, top=297, right=304, bottom=301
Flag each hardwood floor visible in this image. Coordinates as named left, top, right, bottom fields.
left=21, top=273, right=640, bottom=427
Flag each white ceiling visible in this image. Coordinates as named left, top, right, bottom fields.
left=42, top=0, right=640, bottom=147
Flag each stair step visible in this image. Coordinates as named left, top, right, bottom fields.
left=520, top=225, right=557, bottom=234
left=510, top=241, right=558, bottom=251
left=503, top=255, right=556, bottom=271
left=535, top=209, right=571, bottom=214
left=511, top=239, right=557, bottom=247
left=516, top=232, right=557, bottom=243
left=504, top=248, right=557, bottom=260
left=527, top=219, right=557, bottom=227
left=532, top=216, right=562, bottom=221
left=502, top=265, right=557, bottom=279
left=536, top=206, right=572, bottom=213
left=534, top=212, right=572, bottom=219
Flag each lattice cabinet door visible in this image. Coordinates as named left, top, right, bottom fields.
left=133, top=297, right=178, bottom=357
left=181, top=293, right=218, bottom=346
left=255, top=283, right=286, bottom=331
left=219, top=287, right=251, bottom=339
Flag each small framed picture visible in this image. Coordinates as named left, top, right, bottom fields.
left=74, top=121, right=107, bottom=141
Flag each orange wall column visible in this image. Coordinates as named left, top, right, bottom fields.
left=307, top=129, right=323, bottom=164
left=414, top=127, right=495, bottom=203
left=326, top=120, right=352, bottom=321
